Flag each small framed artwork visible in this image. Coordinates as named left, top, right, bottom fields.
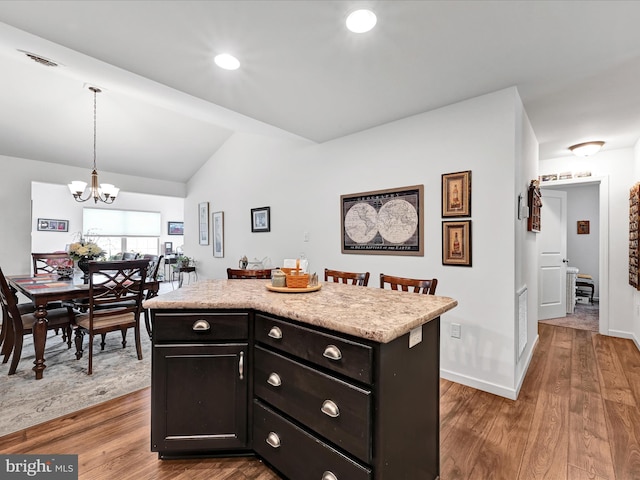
left=442, top=170, right=471, bottom=217
left=198, top=202, right=209, bottom=245
left=168, top=221, right=184, bottom=235
left=37, top=218, right=69, bottom=232
left=164, top=242, right=173, bottom=255
left=251, top=206, right=271, bottom=233
left=577, top=220, right=590, bottom=235
left=212, top=211, right=224, bottom=257
left=442, top=220, right=472, bottom=266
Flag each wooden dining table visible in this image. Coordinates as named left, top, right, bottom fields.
left=7, top=273, right=159, bottom=380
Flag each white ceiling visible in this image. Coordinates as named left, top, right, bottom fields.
left=1, top=1, right=640, bottom=183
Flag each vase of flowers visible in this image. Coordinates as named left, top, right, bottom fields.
left=69, top=237, right=105, bottom=281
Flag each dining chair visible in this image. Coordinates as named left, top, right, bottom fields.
left=32, top=252, right=73, bottom=276
left=227, top=268, right=272, bottom=279
left=122, top=252, right=139, bottom=260
left=379, top=273, right=438, bottom=295
left=324, top=268, right=370, bottom=287
left=73, top=259, right=148, bottom=375
left=141, top=254, right=163, bottom=340
left=0, top=266, right=75, bottom=375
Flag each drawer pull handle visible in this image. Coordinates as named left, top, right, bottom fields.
left=238, top=351, right=244, bottom=380
left=323, top=345, right=342, bottom=361
left=267, top=372, right=282, bottom=387
left=268, top=326, right=283, bottom=339
left=192, top=320, right=211, bottom=332
left=321, top=400, right=340, bottom=418
left=266, top=432, right=281, bottom=449
left=322, top=472, right=338, bottom=480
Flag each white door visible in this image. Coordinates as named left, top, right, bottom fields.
left=538, top=189, right=568, bottom=320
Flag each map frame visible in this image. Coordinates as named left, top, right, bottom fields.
left=340, top=184, right=424, bottom=256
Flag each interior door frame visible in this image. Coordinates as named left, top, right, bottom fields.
left=541, top=175, right=608, bottom=335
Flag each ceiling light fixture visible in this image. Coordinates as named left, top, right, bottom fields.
left=214, top=53, right=240, bottom=70
left=346, top=9, right=377, bottom=33
left=569, top=141, right=605, bottom=157
left=68, top=86, right=119, bottom=204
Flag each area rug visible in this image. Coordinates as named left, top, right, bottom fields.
left=0, top=324, right=152, bottom=437
left=539, top=301, right=599, bottom=332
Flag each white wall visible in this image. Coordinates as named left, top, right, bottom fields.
left=30, top=182, right=184, bottom=254
left=186, top=87, right=532, bottom=398
left=540, top=148, right=635, bottom=342
left=0, top=154, right=185, bottom=275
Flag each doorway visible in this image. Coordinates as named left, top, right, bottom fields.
left=540, top=177, right=609, bottom=334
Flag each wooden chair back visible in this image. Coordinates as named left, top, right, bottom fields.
left=142, top=254, right=164, bottom=280
left=122, top=252, right=139, bottom=260
left=32, top=252, right=73, bottom=275
left=324, top=268, right=370, bottom=287
left=379, top=273, right=438, bottom=295
left=75, top=259, right=149, bottom=374
left=227, top=268, right=272, bottom=279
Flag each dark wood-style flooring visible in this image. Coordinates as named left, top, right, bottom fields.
left=1, top=323, right=639, bottom=479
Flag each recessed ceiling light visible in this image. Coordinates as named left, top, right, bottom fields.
left=569, top=141, right=605, bottom=157
left=346, top=9, right=377, bottom=33
left=214, top=53, right=240, bottom=70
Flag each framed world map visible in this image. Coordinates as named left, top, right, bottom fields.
left=340, top=185, right=424, bottom=256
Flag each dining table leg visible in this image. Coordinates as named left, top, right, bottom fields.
left=32, top=303, right=48, bottom=379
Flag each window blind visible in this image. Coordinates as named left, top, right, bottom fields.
left=83, top=208, right=161, bottom=236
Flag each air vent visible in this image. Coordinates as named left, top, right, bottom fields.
left=18, top=50, right=59, bottom=67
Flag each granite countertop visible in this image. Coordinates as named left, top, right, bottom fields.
left=144, top=280, right=458, bottom=343
left=144, top=280, right=457, bottom=344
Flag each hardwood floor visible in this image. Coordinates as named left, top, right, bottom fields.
left=1, top=323, right=639, bottom=479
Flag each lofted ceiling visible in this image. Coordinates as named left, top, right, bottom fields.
left=1, top=1, right=640, bottom=184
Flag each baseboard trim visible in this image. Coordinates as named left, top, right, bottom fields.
left=607, top=329, right=640, bottom=351
left=440, top=369, right=518, bottom=400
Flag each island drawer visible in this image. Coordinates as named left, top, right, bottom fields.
left=254, top=313, right=373, bottom=384
left=153, top=312, right=248, bottom=342
left=253, top=399, right=372, bottom=480
left=254, top=345, right=372, bottom=463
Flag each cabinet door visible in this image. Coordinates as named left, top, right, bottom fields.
left=152, top=343, right=248, bottom=455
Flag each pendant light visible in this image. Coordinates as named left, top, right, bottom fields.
left=68, top=86, right=119, bottom=203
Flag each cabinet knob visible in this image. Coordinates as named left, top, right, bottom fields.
left=268, top=326, right=283, bottom=339
left=322, top=472, right=338, bottom=480
left=322, top=345, right=342, bottom=361
left=267, top=372, right=282, bottom=387
left=266, top=432, right=281, bottom=449
left=192, top=319, right=211, bottom=332
left=320, top=400, right=340, bottom=418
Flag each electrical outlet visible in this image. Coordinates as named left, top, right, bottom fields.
left=451, top=323, right=461, bottom=339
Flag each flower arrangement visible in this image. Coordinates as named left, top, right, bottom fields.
left=68, top=237, right=105, bottom=261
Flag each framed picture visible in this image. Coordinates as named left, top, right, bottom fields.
left=251, top=206, right=271, bottom=232
left=442, top=170, right=471, bottom=217
left=442, top=220, right=472, bottom=266
left=164, top=241, right=173, bottom=255
left=213, top=211, right=224, bottom=257
left=341, top=185, right=424, bottom=256
left=577, top=220, right=590, bottom=235
left=167, top=221, right=184, bottom=235
left=37, top=218, right=69, bottom=232
left=198, top=202, right=209, bottom=245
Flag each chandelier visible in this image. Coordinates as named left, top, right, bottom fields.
left=68, top=86, right=119, bottom=203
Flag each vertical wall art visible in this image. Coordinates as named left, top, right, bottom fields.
left=527, top=180, right=542, bottom=232
left=212, top=211, right=224, bottom=257
left=198, top=202, right=209, bottom=245
left=442, top=220, right=472, bottom=266
left=441, top=171, right=471, bottom=217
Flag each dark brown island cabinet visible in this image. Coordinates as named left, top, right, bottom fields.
left=150, top=308, right=442, bottom=480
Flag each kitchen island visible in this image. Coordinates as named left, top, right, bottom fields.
left=145, top=280, right=457, bottom=480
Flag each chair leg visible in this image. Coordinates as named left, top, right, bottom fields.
left=8, top=334, right=24, bottom=375
left=74, top=329, right=85, bottom=360
left=100, top=333, right=107, bottom=350
left=87, top=331, right=94, bottom=375
left=134, top=325, right=143, bottom=361
left=65, top=326, right=72, bottom=349
left=121, top=329, right=127, bottom=348
left=1, top=320, right=14, bottom=364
